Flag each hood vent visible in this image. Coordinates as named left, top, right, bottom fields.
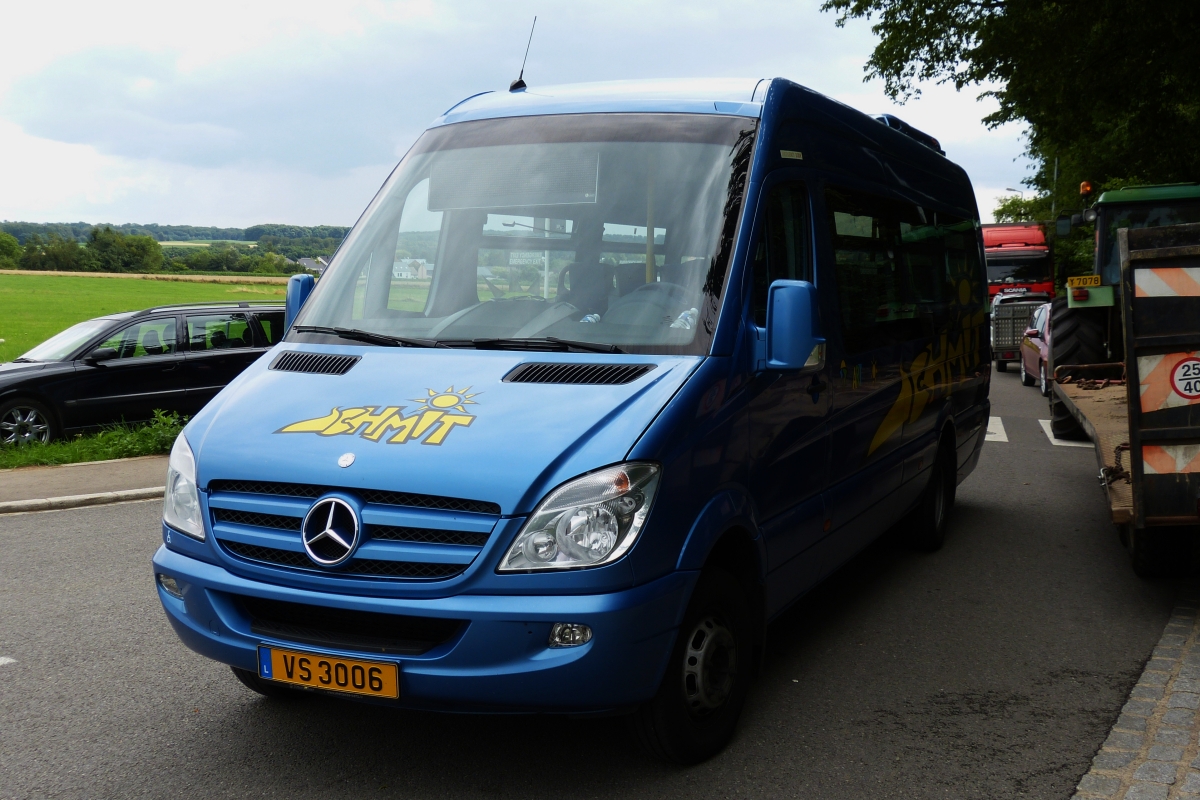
left=504, top=362, right=655, bottom=385
left=270, top=351, right=360, bottom=376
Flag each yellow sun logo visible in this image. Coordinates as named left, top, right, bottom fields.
left=277, top=386, right=483, bottom=446
left=413, top=386, right=479, bottom=414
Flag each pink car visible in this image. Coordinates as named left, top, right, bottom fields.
left=1019, top=301, right=1052, bottom=395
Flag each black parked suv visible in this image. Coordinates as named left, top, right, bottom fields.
left=0, top=302, right=284, bottom=444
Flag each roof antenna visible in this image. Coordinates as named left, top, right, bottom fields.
left=509, top=16, right=536, bottom=92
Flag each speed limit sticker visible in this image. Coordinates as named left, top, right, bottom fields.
left=1171, top=358, right=1200, bottom=400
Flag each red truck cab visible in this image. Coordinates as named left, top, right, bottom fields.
left=983, top=222, right=1055, bottom=300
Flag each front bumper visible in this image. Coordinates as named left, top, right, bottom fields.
left=153, top=545, right=695, bottom=712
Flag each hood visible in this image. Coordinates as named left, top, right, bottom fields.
left=0, top=361, right=50, bottom=381
left=190, top=346, right=701, bottom=516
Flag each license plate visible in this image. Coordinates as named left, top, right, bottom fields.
left=258, top=646, right=399, bottom=699
left=1067, top=274, right=1101, bottom=288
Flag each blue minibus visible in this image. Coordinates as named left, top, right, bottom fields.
left=154, top=77, right=990, bottom=763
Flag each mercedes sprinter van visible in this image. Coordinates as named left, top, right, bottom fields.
left=154, top=77, right=990, bottom=763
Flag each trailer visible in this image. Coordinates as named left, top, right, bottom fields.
left=1051, top=221, right=1200, bottom=574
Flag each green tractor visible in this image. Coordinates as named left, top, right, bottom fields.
left=1049, top=183, right=1200, bottom=439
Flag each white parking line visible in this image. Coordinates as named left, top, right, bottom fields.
left=0, top=657, right=15, bottom=667
left=1038, top=419, right=1094, bottom=448
left=986, top=417, right=1008, bottom=442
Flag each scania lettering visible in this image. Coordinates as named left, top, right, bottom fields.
left=153, top=78, right=990, bottom=763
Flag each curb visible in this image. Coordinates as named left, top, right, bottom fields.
left=1073, top=585, right=1200, bottom=800
left=0, top=487, right=164, bottom=515
left=0, top=454, right=167, bottom=474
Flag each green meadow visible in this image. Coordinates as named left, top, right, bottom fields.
left=0, top=273, right=284, bottom=363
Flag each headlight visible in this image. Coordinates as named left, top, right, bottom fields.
left=499, top=463, right=660, bottom=572
left=163, top=433, right=204, bottom=540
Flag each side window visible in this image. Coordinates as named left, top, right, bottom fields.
left=96, top=318, right=177, bottom=359
left=187, top=313, right=252, bottom=351
left=826, top=187, right=943, bottom=355
left=752, top=182, right=812, bottom=326
left=256, top=312, right=285, bottom=345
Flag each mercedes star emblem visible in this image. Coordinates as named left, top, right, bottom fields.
left=301, top=497, right=361, bottom=566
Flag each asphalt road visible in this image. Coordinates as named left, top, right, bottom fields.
left=0, top=370, right=1181, bottom=799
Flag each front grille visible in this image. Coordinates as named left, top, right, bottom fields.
left=222, top=540, right=468, bottom=580
left=213, top=509, right=301, bottom=531
left=211, top=480, right=321, bottom=498
left=503, top=362, right=655, bottom=385
left=236, top=595, right=463, bottom=655
left=209, top=480, right=500, bottom=516
left=370, top=525, right=489, bottom=547
left=358, top=489, right=500, bottom=516
left=270, top=351, right=360, bottom=375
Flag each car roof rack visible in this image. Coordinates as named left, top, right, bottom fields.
left=130, top=300, right=285, bottom=318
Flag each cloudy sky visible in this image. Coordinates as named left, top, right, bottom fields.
left=0, top=0, right=1032, bottom=228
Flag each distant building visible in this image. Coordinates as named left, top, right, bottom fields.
left=394, top=258, right=433, bottom=279
left=298, top=258, right=326, bottom=275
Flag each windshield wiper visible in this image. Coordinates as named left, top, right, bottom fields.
left=12, top=357, right=38, bottom=363
left=293, top=325, right=444, bottom=348
left=469, top=337, right=627, bottom=354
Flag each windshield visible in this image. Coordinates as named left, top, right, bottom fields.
left=293, top=113, right=756, bottom=354
left=1098, top=201, right=1200, bottom=284
left=18, top=318, right=116, bottom=362
left=985, top=253, right=1051, bottom=284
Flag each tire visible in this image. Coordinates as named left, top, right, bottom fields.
left=632, top=568, right=753, bottom=764
left=1039, top=362, right=1050, bottom=397
left=231, top=666, right=306, bottom=699
left=0, top=397, right=59, bottom=445
left=1020, top=358, right=1036, bottom=386
left=906, top=438, right=955, bottom=552
left=1049, top=392, right=1088, bottom=440
left=1128, top=527, right=1194, bottom=579
left=1049, top=296, right=1107, bottom=368
left=996, top=360, right=1008, bottom=373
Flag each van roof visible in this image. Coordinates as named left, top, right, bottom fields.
left=432, top=78, right=766, bottom=127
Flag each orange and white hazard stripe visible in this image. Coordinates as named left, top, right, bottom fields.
left=1138, top=351, right=1200, bottom=412
left=1134, top=267, right=1200, bottom=297
left=1143, top=444, right=1200, bottom=474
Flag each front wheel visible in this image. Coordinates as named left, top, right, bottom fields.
left=632, top=568, right=752, bottom=764
left=0, top=397, right=59, bottom=445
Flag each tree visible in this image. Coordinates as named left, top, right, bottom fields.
left=0, top=231, right=20, bottom=269
left=821, top=0, right=1200, bottom=208
left=86, top=226, right=163, bottom=272
left=19, top=234, right=90, bottom=271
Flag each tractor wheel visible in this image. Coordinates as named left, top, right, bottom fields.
left=1049, top=296, right=1107, bottom=368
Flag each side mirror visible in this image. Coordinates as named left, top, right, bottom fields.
left=764, top=280, right=825, bottom=371
left=85, top=347, right=118, bottom=363
left=284, top=273, right=316, bottom=332
left=1024, top=328, right=1039, bottom=339
left=1055, top=215, right=1072, bottom=238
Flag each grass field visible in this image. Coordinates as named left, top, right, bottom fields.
left=0, top=273, right=284, bottom=362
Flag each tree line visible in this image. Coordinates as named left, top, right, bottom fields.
left=0, top=221, right=350, bottom=245
left=0, top=226, right=315, bottom=274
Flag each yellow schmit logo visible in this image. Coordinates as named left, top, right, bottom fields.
left=277, top=387, right=479, bottom=446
